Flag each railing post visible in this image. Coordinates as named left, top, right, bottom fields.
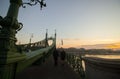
left=0, top=0, right=26, bottom=79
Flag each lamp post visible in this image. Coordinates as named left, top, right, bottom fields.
left=0, top=0, right=46, bottom=79
left=45, top=29, right=48, bottom=47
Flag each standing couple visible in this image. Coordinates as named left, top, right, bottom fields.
left=53, top=48, right=66, bottom=66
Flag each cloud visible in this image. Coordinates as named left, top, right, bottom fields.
left=57, top=38, right=120, bottom=50
left=80, top=44, right=107, bottom=49
left=56, top=38, right=83, bottom=48
left=80, top=43, right=120, bottom=50
left=106, top=43, right=120, bottom=50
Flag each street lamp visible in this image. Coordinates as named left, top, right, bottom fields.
left=22, top=0, right=46, bottom=10
left=0, top=0, right=46, bottom=79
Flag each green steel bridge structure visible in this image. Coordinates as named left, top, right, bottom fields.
left=0, top=0, right=83, bottom=79
left=0, top=0, right=120, bottom=79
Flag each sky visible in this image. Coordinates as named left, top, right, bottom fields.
left=0, top=0, right=120, bottom=49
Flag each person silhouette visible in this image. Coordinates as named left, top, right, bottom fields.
left=53, top=48, right=59, bottom=66
left=60, top=48, right=66, bottom=66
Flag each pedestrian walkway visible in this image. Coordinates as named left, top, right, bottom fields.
left=15, top=56, right=81, bottom=79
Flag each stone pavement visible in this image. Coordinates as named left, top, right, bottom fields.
left=15, top=56, right=81, bottom=79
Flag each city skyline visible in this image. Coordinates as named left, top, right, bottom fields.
left=0, top=0, right=120, bottom=49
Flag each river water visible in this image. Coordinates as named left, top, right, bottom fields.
left=84, top=54, right=120, bottom=59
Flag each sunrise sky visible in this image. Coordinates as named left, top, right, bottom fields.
left=0, top=0, right=120, bottom=49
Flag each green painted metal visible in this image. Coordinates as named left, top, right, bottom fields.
left=66, top=53, right=85, bottom=79
left=0, top=0, right=26, bottom=79
left=0, top=0, right=56, bottom=79
left=16, top=38, right=55, bottom=73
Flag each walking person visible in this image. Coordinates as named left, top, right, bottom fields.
left=53, top=48, right=59, bottom=66
left=60, top=48, right=66, bottom=66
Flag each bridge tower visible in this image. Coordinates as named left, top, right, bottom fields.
left=45, top=29, right=49, bottom=47
left=54, top=29, right=56, bottom=48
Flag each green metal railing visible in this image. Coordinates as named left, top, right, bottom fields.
left=66, top=53, right=85, bottom=79
left=0, top=0, right=55, bottom=79
left=0, top=36, right=56, bottom=79
left=17, top=39, right=49, bottom=53
left=16, top=37, right=55, bottom=73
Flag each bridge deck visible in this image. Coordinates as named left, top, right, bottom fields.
left=15, top=56, right=81, bottom=79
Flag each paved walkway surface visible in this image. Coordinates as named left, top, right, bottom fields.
left=15, top=56, right=81, bottom=79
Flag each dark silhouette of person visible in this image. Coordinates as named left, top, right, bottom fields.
left=60, top=48, right=66, bottom=66
left=53, top=48, right=59, bottom=66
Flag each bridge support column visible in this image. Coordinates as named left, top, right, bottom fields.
left=0, top=0, right=26, bottom=79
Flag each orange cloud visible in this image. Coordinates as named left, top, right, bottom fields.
left=57, top=38, right=82, bottom=48
left=57, top=38, right=120, bottom=49
left=106, top=43, right=120, bottom=50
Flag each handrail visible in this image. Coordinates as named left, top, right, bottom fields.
left=82, top=56, right=120, bottom=79
left=66, top=53, right=85, bottom=79
left=16, top=37, right=56, bottom=73
left=17, top=37, right=52, bottom=52
left=0, top=0, right=55, bottom=79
